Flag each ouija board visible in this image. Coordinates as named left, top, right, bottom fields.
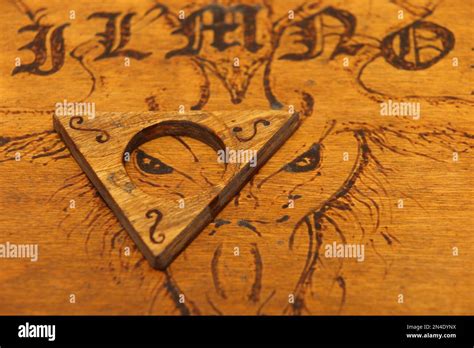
left=0, top=0, right=473, bottom=315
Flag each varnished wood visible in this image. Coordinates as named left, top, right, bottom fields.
left=54, top=110, right=299, bottom=269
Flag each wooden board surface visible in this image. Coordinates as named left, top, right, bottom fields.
left=0, top=0, right=473, bottom=315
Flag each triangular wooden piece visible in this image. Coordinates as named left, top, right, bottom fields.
left=54, top=110, right=299, bottom=269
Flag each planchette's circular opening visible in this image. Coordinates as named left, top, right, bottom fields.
left=123, top=120, right=228, bottom=200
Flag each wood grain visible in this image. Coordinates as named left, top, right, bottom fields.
left=54, top=110, right=299, bottom=269
left=0, top=0, right=473, bottom=315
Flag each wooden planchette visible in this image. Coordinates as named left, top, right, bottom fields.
left=53, top=110, right=300, bottom=269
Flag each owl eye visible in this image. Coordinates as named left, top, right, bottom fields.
left=283, top=143, right=321, bottom=173
left=135, top=149, right=174, bottom=174
left=256, top=143, right=322, bottom=189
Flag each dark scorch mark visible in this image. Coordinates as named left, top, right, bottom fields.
left=248, top=243, right=263, bottom=303
left=211, top=243, right=227, bottom=299
left=232, top=119, right=270, bottom=142
left=69, top=116, right=110, bottom=143
left=237, top=220, right=262, bottom=237
left=209, top=219, right=231, bottom=235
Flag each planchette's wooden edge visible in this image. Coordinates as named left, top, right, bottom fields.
left=152, top=111, right=301, bottom=269
left=53, top=115, right=158, bottom=265
left=53, top=110, right=301, bottom=270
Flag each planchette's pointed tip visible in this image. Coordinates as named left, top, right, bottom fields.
left=53, top=110, right=300, bottom=269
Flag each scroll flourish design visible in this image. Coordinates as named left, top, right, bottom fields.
left=69, top=116, right=110, bottom=143
left=146, top=209, right=165, bottom=244
left=232, top=119, right=270, bottom=142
